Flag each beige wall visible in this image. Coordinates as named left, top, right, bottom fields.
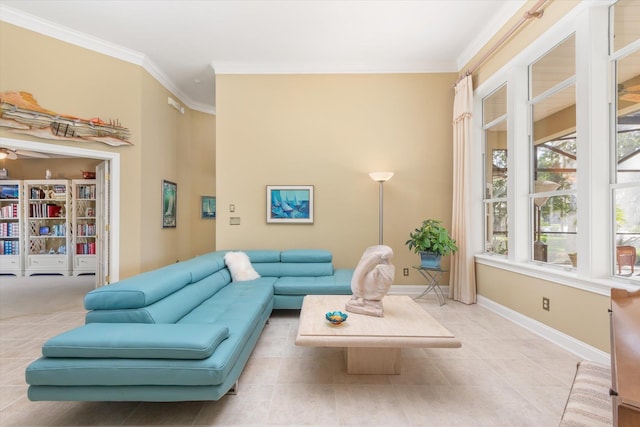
left=477, top=264, right=611, bottom=352
left=188, top=112, right=217, bottom=258
left=0, top=22, right=216, bottom=279
left=216, top=73, right=456, bottom=284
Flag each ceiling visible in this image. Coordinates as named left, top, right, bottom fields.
left=0, top=0, right=526, bottom=114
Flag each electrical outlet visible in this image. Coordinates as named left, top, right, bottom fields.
left=230, top=217, right=240, bottom=225
left=542, top=297, right=550, bottom=311
left=403, top=268, right=409, bottom=276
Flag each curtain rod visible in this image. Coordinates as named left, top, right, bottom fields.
left=455, top=0, right=547, bottom=86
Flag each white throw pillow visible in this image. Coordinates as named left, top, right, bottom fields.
left=224, top=251, right=260, bottom=282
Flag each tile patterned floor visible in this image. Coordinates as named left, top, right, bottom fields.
left=0, top=295, right=581, bottom=426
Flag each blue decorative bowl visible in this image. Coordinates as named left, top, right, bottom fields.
left=325, top=311, right=348, bottom=325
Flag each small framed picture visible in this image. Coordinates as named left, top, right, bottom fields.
left=39, top=226, right=50, bottom=235
left=266, top=185, right=314, bottom=224
left=162, top=180, right=177, bottom=228
left=201, top=196, right=216, bottom=219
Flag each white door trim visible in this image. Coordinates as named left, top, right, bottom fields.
left=1, top=137, right=120, bottom=282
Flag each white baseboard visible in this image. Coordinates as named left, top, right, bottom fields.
left=389, top=284, right=449, bottom=297
left=477, top=295, right=610, bottom=365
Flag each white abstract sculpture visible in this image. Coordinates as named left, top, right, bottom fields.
left=345, top=245, right=395, bottom=317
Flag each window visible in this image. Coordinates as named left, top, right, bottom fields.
left=611, top=0, right=640, bottom=281
left=529, top=35, right=577, bottom=266
left=474, top=2, right=639, bottom=291
left=483, top=85, right=508, bottom=254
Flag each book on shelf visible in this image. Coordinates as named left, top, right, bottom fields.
left=77, top=185, right=96, bottom=199
left=47, top=204, right=62, bottom=218
left=30, top=188, right=45, bottom=199
left=29, top=203, right=63, bottom=218
left=76, top=242, right=96, bottom=255
left=77, top=223, right=96, bottom=236
left=0, top=240, right=19, bottom=255
left=0, top=222, right=19, bottom=237
left=0, top=203, right=19, bottom=218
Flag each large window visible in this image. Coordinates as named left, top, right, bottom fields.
left=529, top=35, right=577, bottom=266
left=483, top=85, right=508, bottom=255
left=474, top=1, right=640, bottom=289
left=611, top=0, right=640, bottom=281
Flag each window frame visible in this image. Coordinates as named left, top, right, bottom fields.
left=472, top=1, right=639, bottom=295
left=482, top=84, right=509, bottom=256
left=609, top=33, right=640, bottom=281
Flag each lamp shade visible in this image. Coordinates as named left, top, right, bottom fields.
left=533, top=180, right=560, bottom=207
left=369, top=171, right=394, bottom=182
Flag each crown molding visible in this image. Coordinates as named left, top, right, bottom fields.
left=212, top=60, right=457, bottom=75
left=456, top=0, right=527, bottom=72
left=0, top=5, right=215, bottom=115
left=139, top=56, right=215, bottom=115
left=0, top=5, right=145, bottom=65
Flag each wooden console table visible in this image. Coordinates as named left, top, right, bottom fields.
left=610, top=288, right=640, bottom=427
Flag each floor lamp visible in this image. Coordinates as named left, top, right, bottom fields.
left=533, top=180, right=559, bottom=262
left=369, top=171, right=394, bottom=245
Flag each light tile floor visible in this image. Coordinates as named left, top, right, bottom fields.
left=0, top=295, right=581, bottom=426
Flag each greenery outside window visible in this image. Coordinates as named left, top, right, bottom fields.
left=483, top=85, right=508, bottom=254
left=530, top=34, right=577, bottom=266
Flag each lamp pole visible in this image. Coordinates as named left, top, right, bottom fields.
left=369, top=172, right=394, bottom=245
left=377, top=180, right=385, bottom=245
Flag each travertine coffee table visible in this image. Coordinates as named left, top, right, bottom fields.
left=295, top=295, right=461, bottom=374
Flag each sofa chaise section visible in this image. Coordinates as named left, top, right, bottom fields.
left=26, top=255, right=274, bottom=402
left=25, top=248, right=354, bottom=402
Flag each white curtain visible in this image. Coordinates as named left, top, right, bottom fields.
left=449, top=75, right=477, bottom=304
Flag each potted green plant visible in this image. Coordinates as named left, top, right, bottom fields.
left=405, top=219, right=458, bottom=268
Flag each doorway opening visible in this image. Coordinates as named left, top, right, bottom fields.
left=0, top=137, right=120, bottom=285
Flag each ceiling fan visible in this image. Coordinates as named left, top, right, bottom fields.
left=0, top=147, right=51, bottom=160
left=619, top=84, right=640, bottom=103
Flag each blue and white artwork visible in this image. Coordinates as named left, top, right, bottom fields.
left=267, top=185, right=314, bottom=223
left=201, top=196, right=216, bottom=219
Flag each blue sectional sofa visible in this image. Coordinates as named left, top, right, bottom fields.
left=25, top=249, right=353, bottom=402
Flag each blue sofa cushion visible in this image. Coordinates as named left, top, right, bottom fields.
left=253, top=262, right=334, bottom=277
left=42, top=323, right=229, bottom=360
left=181, top=254, right=226, bottom=283
left=273, top=276, right=352, bottom=295
left=86, top=270, right=232, bottom=324
left=84, top=267, right=192, bottom=310
left=245, top=250, right=281, bottom=263
left=281, top=249, right=332, bottom=263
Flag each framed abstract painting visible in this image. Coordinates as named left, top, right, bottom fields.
left=266, top=185, right=314, bottom=223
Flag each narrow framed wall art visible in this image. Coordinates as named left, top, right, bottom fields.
left=162, top=180, right=177, bottom=228
left=201, top=196, right=216, bottom=219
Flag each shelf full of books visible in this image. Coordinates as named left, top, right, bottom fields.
left=0, top=181, right=22, bottom=275
left=72, top=179, right=97, bottom=275
left=24, top=180, right=71, bottom=276
left=0, top=179, right=99, bottom=276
